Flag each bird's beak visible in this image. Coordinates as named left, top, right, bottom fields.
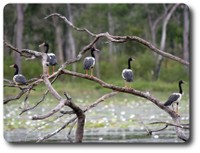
left=9, top=64, right=14, bottom=68
left=183, top=81, right=188, bottom=85
left=39, top=42, right=45, bottom=47
left=95, top=48, right=101, bottom=52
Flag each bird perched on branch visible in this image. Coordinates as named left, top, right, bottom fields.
left=10, top=64, right=27, bottom=85
left=164, top=80, right=184, bottom=114
left=39, top=42, right=57, bottom=75
left=83, top=47, right=99, bottom=76
left=122, top=57, right=134, bottom=88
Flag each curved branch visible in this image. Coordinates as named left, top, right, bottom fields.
left=149, top=121, right=189, bottom=129
left=61, top=69, right=174, bottom=115
left=37, top=91, right=118, bottom=142
left=4, top=90, right=27, bottom=104
left=45, top=13, right=189, bottom=66
left=61, top=69, right=188, bottom=141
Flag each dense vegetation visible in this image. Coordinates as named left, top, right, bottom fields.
left=4, top=4, right=190, bottom=84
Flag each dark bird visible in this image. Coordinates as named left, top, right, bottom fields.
left=83, top=47, right=98, bottom=76
left=10, top=64, right=27, bottom=85
left=39, top=42, right=57, bottom=75
left=164, top=80, right=184, bottom=114
left=122, top=57, right=134, bottom=88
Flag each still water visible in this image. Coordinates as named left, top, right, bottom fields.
left=4, top=127, right=189, bottom=143
left=4, top=94, right=190, bottom=143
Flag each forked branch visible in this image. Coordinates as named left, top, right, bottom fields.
left=45, top=13, right=189, bottom=66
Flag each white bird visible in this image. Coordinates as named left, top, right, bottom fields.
left=122, top=57, right=134, bottom=88
left=164, top=80, right=184, bottom=114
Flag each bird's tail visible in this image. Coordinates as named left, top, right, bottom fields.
left=164, top=101, right=170, bottom=106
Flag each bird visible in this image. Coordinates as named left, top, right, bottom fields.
left=83, top=47, right=98, bottom=76
left=10, top=64, right=27, bottom=86
left=164, top=80, right=184, bottom=114
left=39, top=42, right=57, bottom=75
left=122, top=57, right=134, bottom=88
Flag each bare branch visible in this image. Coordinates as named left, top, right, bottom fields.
left=4, top=11, right=189, bottom=142
left=32, top=99, right=67, bottom=120
left=37, top=91, right=118, bottom=142
left=4, top=40, right=42, bottom=59
left=67, top=120, right=77, bottom=143
left=44, top=13, right=96, bottom=36
left=19, top=74, right=60, bottom=115
left=4, top=90, right=27, bottom=104
left=46, top=13, right=189, bottom=66
left=4, top=41, right=22, bottom=55
left=147, top=120, right=189, bottom=140
left=61, top=69, right=172, bottom=113
left=3, top=78, right=13, bottom=84
left=36, top=116, right=76, bottom=142
left=149, top=121, right=190, bottom=129
left=83, top=91, right=118, bottom=113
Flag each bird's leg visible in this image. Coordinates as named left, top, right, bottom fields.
left=176, top=102, right=179, bottom=114
left=52, top=66, right=55, bottom=74
left=90, top=68, right=93, bottom=77
left=85, top=69, right=88, bottom=76
left=128, top=82, right=132, bottom=89
left=124, top=81, right=128, bottom=88
left=172, top=103, right=175, bottom=112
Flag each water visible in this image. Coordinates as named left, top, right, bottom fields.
left=4, top=127, right=189, bottom=143
left=3, top=94, right=190, bottom=143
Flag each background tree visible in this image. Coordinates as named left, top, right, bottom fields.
left=183, top=5, right=190, bottom=61
left=15, top=4, right=25, bottom=73
left=3, top=4, right=190, bottom=143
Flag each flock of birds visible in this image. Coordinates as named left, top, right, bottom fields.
left=9, top=42, right=184, bottom=114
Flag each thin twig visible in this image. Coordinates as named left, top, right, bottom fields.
left=45, top=13, right=189, bottom=66
left=37, top=91, right=118, bottom=142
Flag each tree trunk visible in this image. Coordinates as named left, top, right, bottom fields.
left=95, top=52, right=100, bottom=78
left=108, top=11, right=114, bottom=60
left=55, top=25, right=64, bottom=64
left=153, top=4, right=179, bottom=80
left=147, top=5, right=165, bottom=57
left=15, top=4, right=24, bottom=73
left=66, top=4, right=76, bottom=72
left=183, top=5, right=189, bottom=62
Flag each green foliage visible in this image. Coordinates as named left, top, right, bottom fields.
left=160, top=60, right=189, bottom=82
left=4, top=4, right=189, bottom=84
left=4, top=56, right=43, bottom=80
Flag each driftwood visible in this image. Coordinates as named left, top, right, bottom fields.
left=4, top=12, right=189, bottom=143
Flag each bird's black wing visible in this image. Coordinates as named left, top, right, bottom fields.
left=83, top=58, right=94, bottom=70
left=164, top=94, right=180, bottom=106
left=47, top=54, right=57, bottom=66
left=15, top=75, right=27, bottom=85
left=123, top=70, right=133, bottom=82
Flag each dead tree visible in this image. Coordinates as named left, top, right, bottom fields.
left=153, top=4, right=180, bottom=80
left=4, top=13, right=189, bottom=143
